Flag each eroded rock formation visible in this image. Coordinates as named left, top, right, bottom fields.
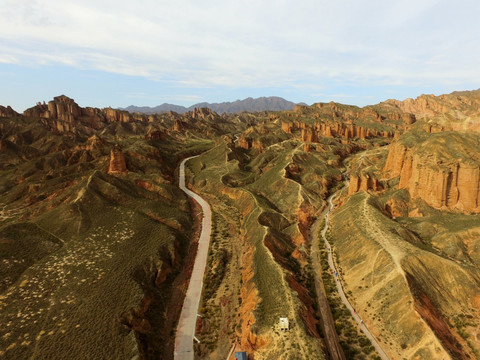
left=384, top=141, right=480, bottom=212
left=107, top=146, right=128, bottom=174
left=0, top=105, right=19, bottom=117
left=23, top=95, right=150, bottom=134
left=348, top=173, right=380, bottom=195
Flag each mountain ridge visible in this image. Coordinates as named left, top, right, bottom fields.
left=120, top=96, right=296, bottom=114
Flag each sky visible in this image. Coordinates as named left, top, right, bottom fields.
left=1, top=0, right=480, bottom=112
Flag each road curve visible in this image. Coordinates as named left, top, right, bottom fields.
left=174, top=156, right=212, bottom=360
left=321, top=193, right=390, bottom=360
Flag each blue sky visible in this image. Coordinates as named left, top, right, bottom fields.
left=1, top=0, right=479, bottom=112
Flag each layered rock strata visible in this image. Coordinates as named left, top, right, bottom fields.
left=384, top=141, right=480, bottom=212
left=348, top=174, right=380, bottom=195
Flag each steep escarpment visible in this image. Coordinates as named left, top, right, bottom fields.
left=383, top=90, right=480, bottom=119
left=383, top=132, right=480, bottom=213
left=279, top=100, right=407, bottom=146
left=383, top=89, right=480, bottom=133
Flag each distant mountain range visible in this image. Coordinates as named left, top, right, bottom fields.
left=120, top=96, right=297, bottom=114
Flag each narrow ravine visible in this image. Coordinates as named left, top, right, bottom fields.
left=174, top=156, right=212, bottom=360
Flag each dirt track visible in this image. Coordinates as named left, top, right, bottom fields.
left=310, top=203, right=346, bottom=360
left=317, top=193, right=391, bottom=360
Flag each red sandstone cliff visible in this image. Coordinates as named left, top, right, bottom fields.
left=384, top=141, right=480, bottom=212
left=294, top=121, right=395, bottom=142
left=23, top=95, right=149, bottom=134
left=348, top=174, right=381, bottom=195
left=383, top=90, right=480, bottom=133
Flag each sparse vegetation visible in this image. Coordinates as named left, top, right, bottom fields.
left=3, top=90, right=480, bottom=360
left=318, top=244, right=382, bottom=360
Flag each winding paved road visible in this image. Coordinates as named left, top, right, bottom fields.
left=320, top=192, right=390, bottom=360
left=174, top=156, right=212, bottom=360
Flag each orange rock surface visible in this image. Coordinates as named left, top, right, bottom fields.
left=347, top=174, right=380, bottom=195
left=107, top=146, right=128, bottom=174
left=384, top=141, right=480, bottom=212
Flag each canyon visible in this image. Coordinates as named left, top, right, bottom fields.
left=0, top=90, right=479, bottom=360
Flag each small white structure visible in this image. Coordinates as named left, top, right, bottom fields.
left=279, top=317, right=289, bottom=331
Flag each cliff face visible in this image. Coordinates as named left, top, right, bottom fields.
left=24, top=95, right=81, bottom=121
left=23, top=95, right=149, bottom=133
left=384, top=140, right=480, bottom=212
left=107, top=146, right=128, bottom=174
left=383, top=90, right=480, bottom=133
left=298, top=122, right=395, bottom=141
left=385, top=95, right=451, bottom=118
left=347, top=174, right=380, bottom=195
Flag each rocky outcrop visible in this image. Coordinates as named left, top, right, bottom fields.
left=47, top=95, right=81, bottom=121
left=104, top=108, right=132, bottom=123
left=293, top=104, right=308, bottom=113
left=24, top=95, right=80, bottom=121
left=402, top=113, right=416, bottom=125
left=0, top=105, right=19, bottom=117
left=74, top=134, right=108, bottom=152
left=107, top=146, right=128, bottom=174
left=296, top=122, right=395, bottom=141
left=103, top=108, right=146, bottom=123
left=348, top=173, right=380, bottom=195
left=385, top=95, right=450, bottom=118
left=301, top=127, right=318, bottom=142
left=191, top=107, right=215, bottom=120
left=281, top=121, right=294, bottom=133
left=145, top=129, right=166, bottom=141
left=39, top=118, right=79, bottom=134
left=172, top=119, right=187, bottom=132
left=237, top=135, right=252, bottom=150
left=23, top=96, right=150, bottom=134
left=281, top=115, right=398, bottom=143
left=383, top=90, right=480, bottom=133
left=384, top=141, right=480, bottom=212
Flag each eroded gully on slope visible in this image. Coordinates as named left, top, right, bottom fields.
left=174, top=151, right=390, bottom=360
